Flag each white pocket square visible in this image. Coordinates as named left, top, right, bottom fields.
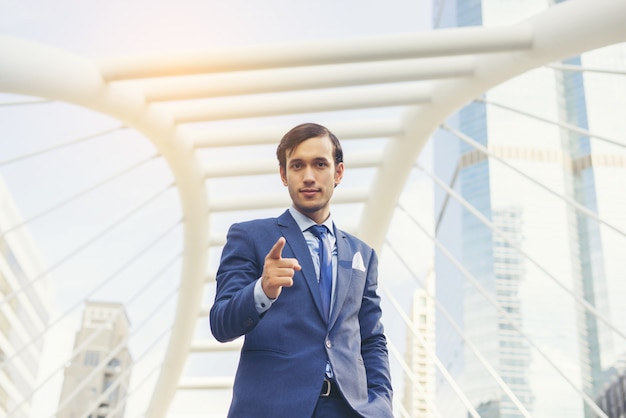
left=352, top=252, right=366, bottom=272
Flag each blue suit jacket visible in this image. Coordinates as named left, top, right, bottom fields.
left=210, top=210, right=393, bottom=418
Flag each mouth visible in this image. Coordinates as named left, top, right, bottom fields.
left=300, top=188, right=319, bottom=198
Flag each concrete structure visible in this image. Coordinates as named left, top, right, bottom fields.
left=57, top=301, right=131, bottom=418
left=0, top=177, right=50, bottom=418
left=0, top=0, right=624, bottom=416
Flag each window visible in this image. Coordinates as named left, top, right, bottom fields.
left=84, top=351, right=100, bottom=366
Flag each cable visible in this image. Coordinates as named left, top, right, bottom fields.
left=81, top=305, right=177, bottom=418
left=0, top=125, right=127, bottom=167
left=0, top=182, right=175, bottom=309
left=0, top=218, right=181, bottom=371
left=396, top=202, right=609, bottom=418
left=8, top=252, right=181, bottom=413
left=383, top=238, right=531, bottom=417
left=106, top=351, right=166, bottom=418
left=381, top=283, right=481, bottom=418
left=0, top=99, right=53, bottom=107
left=415, top=161, right=626, bottom=342
left=0, top=154, right=160, bottom=238
left=53, top=284, right=179, bottom=416
left=547, top=63, right=626, bottom=76
left=441, top=123, right=626, bottom=239
left=386, top=334, right=442, bottom=418
left=476, top=97, right=626, bottom=150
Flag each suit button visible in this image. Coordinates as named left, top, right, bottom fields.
left=244, top=318, right=254, bottom=328
left=325, top=339, right=332, bottom=349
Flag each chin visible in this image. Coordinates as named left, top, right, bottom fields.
left=297, top=204, right=322, bottom=214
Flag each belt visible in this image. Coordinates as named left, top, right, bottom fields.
left=320, top=378, right=339, bottom=397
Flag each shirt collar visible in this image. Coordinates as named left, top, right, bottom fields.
left=288, top=206, right=334, bottom=236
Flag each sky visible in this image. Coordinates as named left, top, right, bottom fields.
left=3, top=0, right=432, bottom=54
left=1, top=1, right=434, bottom=416
left=3, top=2, right=622, bottom=417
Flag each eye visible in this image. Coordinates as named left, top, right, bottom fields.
left=290, top=162, right=302, bottom=169
left=316, top=161, right=328, bottom=168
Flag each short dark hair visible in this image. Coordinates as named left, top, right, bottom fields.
left=276, top=123, right=344, bottom=170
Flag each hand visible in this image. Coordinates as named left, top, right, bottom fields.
left=262, top=237, right=301, bottom=299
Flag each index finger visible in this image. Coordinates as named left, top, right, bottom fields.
left=266, top=237, right=286, bottom=260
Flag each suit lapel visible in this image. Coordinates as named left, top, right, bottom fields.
left=277, top=211, right=326, bottom=320
left=329, top=228, right=354, bottom=329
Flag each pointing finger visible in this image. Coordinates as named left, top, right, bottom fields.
left=267, top=237, right=286, bottom=260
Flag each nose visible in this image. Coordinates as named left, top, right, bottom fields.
left=303, top=166, right=315, bottom=183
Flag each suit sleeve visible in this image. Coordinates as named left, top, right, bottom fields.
left=359, top=248, right=394, bottom=412
left=210, top=222, right=263, bottom=342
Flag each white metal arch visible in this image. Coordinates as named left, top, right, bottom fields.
left=0, top=0, right=625, bottom=416
left=361, top=0, right=626, bottom=249
left=0, top=36, right=210, bottom=417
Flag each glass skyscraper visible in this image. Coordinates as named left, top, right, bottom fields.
left=432, top=0, right=626, bottom=416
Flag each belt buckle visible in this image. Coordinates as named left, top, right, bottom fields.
left=320, top=378, right=331, bottom=397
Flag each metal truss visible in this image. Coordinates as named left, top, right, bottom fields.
left=1, top=0, right=625, bottom=415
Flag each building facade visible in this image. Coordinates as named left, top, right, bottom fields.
left=432, top=0, right=626, bottom=417
left=403, top=283, right=437, bottom=417
left=0, top=177, right=51, bottom=418
left=596, top=358, right=626, bottom=418
left=57, top=301, right=132, bottom=418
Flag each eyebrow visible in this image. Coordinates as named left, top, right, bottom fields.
left=289, top=156, right=330, bottom=163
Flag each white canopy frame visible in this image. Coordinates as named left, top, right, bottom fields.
left=1, top=0, right=625, bottom=416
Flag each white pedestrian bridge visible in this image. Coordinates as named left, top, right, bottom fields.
left=1, top=0, right=625, bottom=416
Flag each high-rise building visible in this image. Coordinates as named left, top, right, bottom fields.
left=595, top=357, right=626, bottom=418
left=403, top=280, right=437, bottom=417
left=0, top=177, right=51, bottom=418
left=432, top=0, right=626, bottom=417
left=57, top=301, right=132, bottom=418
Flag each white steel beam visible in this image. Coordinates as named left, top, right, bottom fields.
left=0, top=35, right=210, bottom=418
left=359, top=0, right=626, bottom=250
left=178, top=377, right=234, bottom=390
left=208, top=187, right=369, bottom=213
left=139, top=56, right=474, bottom=102
left=203, top=150, right=382, bottom=178
left=165, top=83, right=432, bottom=124
left=190, top=339, right=243, bottom=353
left=97, top=25, right=531, bottom=80
left=190, top=118, right=402, bottom=148
left=2, top=1, right=624, bottom=416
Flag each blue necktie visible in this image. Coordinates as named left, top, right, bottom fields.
left=310, top=225, right=332, bottom=321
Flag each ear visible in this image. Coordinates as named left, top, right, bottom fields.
left=280, top=166, right=288, bottom=186
left=334, top=162, right=344, bottom=187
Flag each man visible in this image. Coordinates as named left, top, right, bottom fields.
left=210, top=123, right=393, bottom=417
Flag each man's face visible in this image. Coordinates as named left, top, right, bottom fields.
left=280, top=135, right=344, bottom=224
